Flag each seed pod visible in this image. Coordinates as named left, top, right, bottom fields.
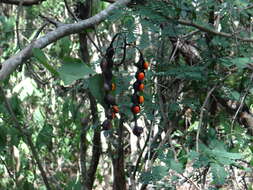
left=133, top=126, right=143, bottom=137
left=138, top=83, right=144, bottom=91
left=131, top=105, right=140, bottom=114
left=102, top=119, right=112, bottom=130
left=111, top=83, right=116, bottom=91
left=138, top=96, right=144, bottom=104
left=133, top=81, right=141, bottom=91
left=136, top=71, right=145, bottom=81
left=143, top=61, right=149, bottom=70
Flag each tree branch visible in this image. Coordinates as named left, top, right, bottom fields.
left=163, top=15, right=253, bottom=42
left=0, top=0, right=131, bottom=81
left=0, top=0, right=46, bottom=6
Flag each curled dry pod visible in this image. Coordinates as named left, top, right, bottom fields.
left=133, top=126, right=143, bottom=137
left=102, top=119, right=112, bottom=130
left=104, top=94, right=116, bottom=105
left=131, top=105, right=140, bottom=114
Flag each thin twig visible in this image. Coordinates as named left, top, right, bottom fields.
left=196, top=85, right=217, bottom=152
left=16, top=0, right=24, bottom=49
left=86, top=32, right=104, bottom=56
left=63, top=0, right=79, bottom=22
left=180, top=173, right=201, bottom=190
left=94, top=28, right=102, bottom=50
left=231, top=72, right=253, bottom=128
left=168, top=38, right=180, bottom=63
left=39, top=14, right=63, bottom=27
left=132, top=123, right=151, bottom=179
left=0, top=156, right=15, bottom=182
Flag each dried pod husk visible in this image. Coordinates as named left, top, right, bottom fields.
left=112, top=105, right=119, bottom=113
left=133, top=126, right=143, bottom=137
left=106, top=109, right=116, bottom=120
left=102, top=119, right=112, bottom=130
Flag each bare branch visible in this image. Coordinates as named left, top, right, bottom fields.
left=0, top=0, right=131, bottom=81
left=162, top=15, right=253, bottom=42
left=63, top=0, right=79, bottom=22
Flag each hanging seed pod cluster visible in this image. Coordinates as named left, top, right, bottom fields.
left=131, top=52, right=148, bottom=137
left=101, top=35, right=119, bottom=131
left=100, top=33, right=149, bottom=137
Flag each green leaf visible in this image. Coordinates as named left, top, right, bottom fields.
left=36, top=124, right=53, bottom=150
left=169, top=159, right=183, bottom=173
left=220, top=57, right=253, bottom=69
left=0, top=125, right=7, bottom=150
left=155, top=65, right=205, bottom=81
left=32, top=48, right=59, bottom=76
left=210, top=163, right=228, bottom=185
left=58, top=57, right=95, bottom=85
left=140, top=166, right=168, bottom=184
left=88, top=74, right=104, bottom=106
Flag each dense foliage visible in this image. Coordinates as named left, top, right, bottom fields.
left=1, top=0, right=253, bottom=189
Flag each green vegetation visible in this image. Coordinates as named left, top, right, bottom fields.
left=1, top=0, right=253, bottom=189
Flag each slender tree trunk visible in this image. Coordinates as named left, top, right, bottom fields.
left=112, top=117, right=126, bottom=190
left=77, top=1, right=102, bottom=190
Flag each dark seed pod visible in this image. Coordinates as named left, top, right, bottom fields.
left=107, top=59, right=114, bottom=69
left=131, top=94, right=139, bottom=104
left=133, top=81, right=141, bottom=91
left=103, top=69, right=113, bottom=81
left=133, top=126, right=143, bottom=137
left=104, top=94, right=116, bottom=105
left=136, top=56, right=145, bottom=70
left=102, top=119, right=112, bottom=130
